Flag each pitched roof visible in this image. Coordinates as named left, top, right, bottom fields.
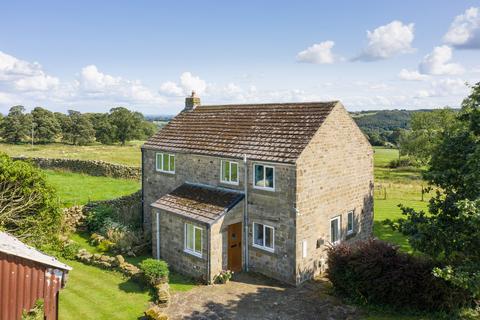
left=0, top=232, right=72, bottom=271
left=151, top=183, right=244, bottom=224
left=143, top=101, right=338, bottom=164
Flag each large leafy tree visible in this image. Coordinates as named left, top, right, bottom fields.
left=389, top=82, right=480, bottom=298
left=89, top=113, right=115, bottom=145
left=31, top=107, right=61, bottom=143
left=399, top=108, right=457, bottom=165
left=0, top=105, right=32, bottom=144
left=108, top=107, right=144, bottom=145
left=62, top=110, right=95, bottom=145
left=0, top=153, right=62, bottom=246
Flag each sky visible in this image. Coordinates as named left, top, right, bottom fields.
left=0, top=0, right=479, bottom=115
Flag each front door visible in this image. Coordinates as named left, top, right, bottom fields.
left=227, top=222, right=242, bottom=272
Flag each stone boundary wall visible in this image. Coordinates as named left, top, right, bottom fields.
left=85, top=190, right=142, bottom=228
left=12, top=156, right=141, bottom=180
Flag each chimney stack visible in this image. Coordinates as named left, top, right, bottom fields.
left=184, top=91, right=200, bottom=111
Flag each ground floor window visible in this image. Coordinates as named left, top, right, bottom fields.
left=252, top=222, right=274, bottom=252
left=184, top=223, right=202, bottom=257
left=330, top=216, right=341, bottom=245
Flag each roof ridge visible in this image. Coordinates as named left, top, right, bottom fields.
left=197, top=101, right=339, bottom=108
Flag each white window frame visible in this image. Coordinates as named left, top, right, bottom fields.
left=220, top=160, right=239, bottom=185
left=156, top=153, right=175, bottom=174
left=347, top=210, right=354, bottom=235
left=184, top=223, right=203, bottom=258
left=330, top=216, right=341, bottom=245
left=252, top=222, right=275, bottom=252
left=253, top=164, right=275, bottom=191
left=302, top=239, right=308, bottom=258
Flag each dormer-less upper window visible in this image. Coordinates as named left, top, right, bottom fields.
left=156, top=153, right=175, bottom=174
left=253, top=164, right=275, bottom=191
left=220, top=160, right=238, bottom=184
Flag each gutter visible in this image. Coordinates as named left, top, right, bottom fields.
left=207, top=224, right=211, bottom=284
left=243, top=154, right=249, bottom=272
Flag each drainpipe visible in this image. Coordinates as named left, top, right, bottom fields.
left=207, top=224, right=211, bottom=284
left=156, top=211, right=160, bottom=259
left=243, top=154, right=249, bottom=272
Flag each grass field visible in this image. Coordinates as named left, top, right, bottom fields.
left=1, top=141, right=143, bottom=166
left=44, top=169, right=140, bottom=207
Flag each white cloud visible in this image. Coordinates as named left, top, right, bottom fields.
left=398, top=69, right=429, bottom=81
left=414, top=78, right=468, bottom=98
left=77, top=65, right=165, bottom=104
left=354, top=21, right=415, bottom=61
left=419, top=45, right=464, bottom=75
left=296, top=41, right=337, bottom=64
left=444, top=7, right=480, bottom=49
left=159, top=72, right=207, bottom=97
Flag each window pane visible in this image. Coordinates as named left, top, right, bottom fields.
left=163, top=154, right=170, bottom=171
left=187, top=224, right=194, bottom=250
left=265, top=167, right=274, bottom=188
left=265, top=226, right=273, bottom=249
left=170, top=155, right=175, bottom=172
left=194, top=228, right=202, bottom=254
left=255, top=165, right=264, bottom=187
left=347, top=212, right=353, bottom=232
left=156, top=154, right=162, bottom=170
left=225, top=161, right=231, bottom=181
left=331, top=219, right=339, bottom=243
left=254, top=223, right=264, bottom=246
left=231, top=162, right=238, bottom=182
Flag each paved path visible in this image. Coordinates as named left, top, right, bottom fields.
left=166, top=273, right=361, bottom=320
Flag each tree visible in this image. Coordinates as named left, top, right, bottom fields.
left=62, top=110, right=95, bottom=145
left=399, top=108, right=457, bottom=165
left=108, top=107, right=144, bottom=145
left=31, top=107, right=61, bottom=143
left=0, top=105, right=32, bottom=144
left=89, top=113, right=115, bottom=145
left=0, top=153, right=62, bottom=246
left=388, top=82, right=480, bottom=298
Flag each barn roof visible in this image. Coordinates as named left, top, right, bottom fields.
left=151, top=183, right=244, bottom=224
left=0, top=232, right=72, bottom=271
left=143, top=101, right=339, bottom=164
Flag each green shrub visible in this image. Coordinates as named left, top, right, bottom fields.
left=61, top=241, right=81, bottom=260
left=85, top=205, right=115, bottom=233
left=139, top=259, right=169, bottom=285
left=22, top=299, right=44, bottom=320
left=97, top=239, right=115, bottom=252
left=388, top=157, right=417, bottom=168
left=326, top=239, right=472, bottom=312
left=213, top=270, right=234, bottom=284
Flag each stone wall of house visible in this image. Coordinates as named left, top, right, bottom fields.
left=13, top=156, right=141, bottom=180
left=143, top=149, right=298, bottom=284
left=152, top=208, right=209, bottom=281
left=295, top=103, right=374, bottom=284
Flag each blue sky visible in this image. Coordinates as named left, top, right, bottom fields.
left=0, top=0, right=479, bottom=115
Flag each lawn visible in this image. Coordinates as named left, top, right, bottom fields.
left=1, top=141, right=142, bottom=166
left=44, top=169, right=140, bottom=207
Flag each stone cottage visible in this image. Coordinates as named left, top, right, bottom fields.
left=141, top=92, right=373, bottom=285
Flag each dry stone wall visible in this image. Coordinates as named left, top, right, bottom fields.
left=13, top=156, right=141, bottom=180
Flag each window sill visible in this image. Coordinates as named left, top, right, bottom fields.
left=346, top=232, right=356, bottom=240
left=156, top=169, right=175, bottom=175
left=220, top=180, right=239, bottom=186
left=184, top=249, right=203, bottom=259
left=252, top=244, right=275, bottom=253
left=253, top=185, right=275, bottom=192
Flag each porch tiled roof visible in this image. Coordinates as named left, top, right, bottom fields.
left=143, top=102, right=338, bottom=164
left=151, top=183, right=244, bottom=224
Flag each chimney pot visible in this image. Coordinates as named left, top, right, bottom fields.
left=184, top=91, right=201, bottom=111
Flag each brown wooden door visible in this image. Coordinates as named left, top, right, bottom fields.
left=227, top=222, right=242, bottom=272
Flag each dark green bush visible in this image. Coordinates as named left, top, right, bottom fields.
left=84, top=205, right=115, bottom=232
left=326, top=239, right=472, bottom=312
left=139, top=258, right=169, bottom=285
left=388, top=157, right=417, bottom=168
